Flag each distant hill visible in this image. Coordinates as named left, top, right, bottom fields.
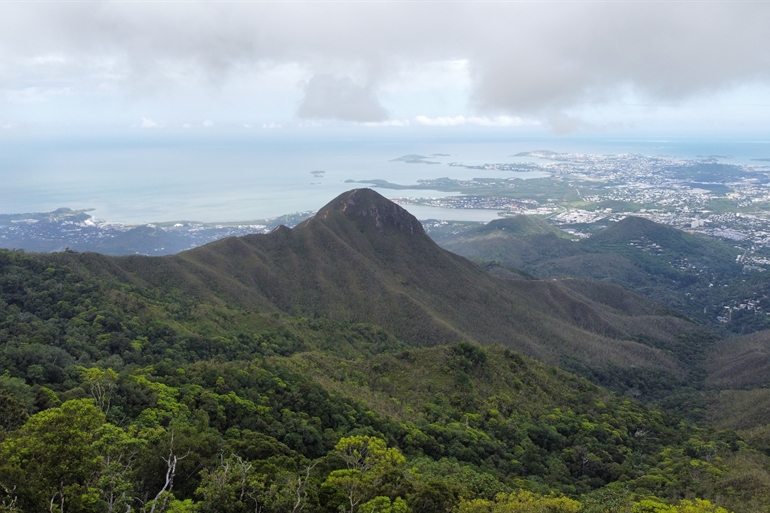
left=586, top=216, right=732, bottom=259
left=0, top=208, right=311, bottom=255
left=113, top=190, right=709, bottom=377
left=433, top=215, right=579, bottom=271
left=477, top=215, right=564, bottom=237
left=434, top=214, right=764, bottom=334
left=2, top=190, right=713, bottom=396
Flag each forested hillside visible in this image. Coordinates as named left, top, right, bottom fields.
left=432, top=215, right=767, bottom=335
left=2, top=190, right=768, bottom=513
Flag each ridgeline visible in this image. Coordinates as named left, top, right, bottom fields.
left=1, top=189, right=768, bottom=513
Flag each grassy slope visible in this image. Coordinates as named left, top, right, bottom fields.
left=87, top=191, right=708, bottom=382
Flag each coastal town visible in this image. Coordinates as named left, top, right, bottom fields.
left=389, top=152, right=770, bottom=255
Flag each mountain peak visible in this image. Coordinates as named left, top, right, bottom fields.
left=315, top=189, right=425, bottom=235
left=481, top=215, right=564, bottom=237
left=591, top=216, right=672, bottom=243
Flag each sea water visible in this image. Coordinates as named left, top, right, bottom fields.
left=1, top=131, right=769, bottom=223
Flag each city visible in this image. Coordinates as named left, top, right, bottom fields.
left=385, top=152, right=770, bottom=261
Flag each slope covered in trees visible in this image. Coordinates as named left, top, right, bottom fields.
left=1, top=190, right=765, bottom=512
left=3, top=340, right=768, bottom=513
left=433, top=215, right=763, bottom=335
left=3, top=190, right=714, bottom=389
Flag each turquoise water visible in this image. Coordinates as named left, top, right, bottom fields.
left=1, top=132, right=769, bottom=223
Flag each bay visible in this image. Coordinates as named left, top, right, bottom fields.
left=1, top=131, right=768, bottom=223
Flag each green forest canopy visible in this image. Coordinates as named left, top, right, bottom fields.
left=1, top=248, right=770, bottom=513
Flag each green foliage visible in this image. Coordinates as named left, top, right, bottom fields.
left=0, top=389, right=28, bottom=432
left=92, top=422, right=144, bottom=513
left=324, top=436, right=407, bottom=513
left=456, top=493, right=734, bottom=513
left=456, top=490, right=582, bottom=513
left=0, top=399, right=105, bottom=513
left=196, top=454, right=266, bottom=513
left=0, top=229, right=765, bottom=513
left=632, top=498, right=730, bottom=513
left=360, top=496, right=408, bottom=513
left=79, top=367, right=118, bottom=412
left=436, top=214, right=764, bottom=336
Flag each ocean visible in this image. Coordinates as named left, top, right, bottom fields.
left=1, top=131, right=769, bottom=224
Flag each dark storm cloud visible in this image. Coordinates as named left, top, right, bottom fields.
left=1, top=1, right=769, bottom=120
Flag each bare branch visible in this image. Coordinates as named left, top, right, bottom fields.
left=147, top=432, right=188, bottom=513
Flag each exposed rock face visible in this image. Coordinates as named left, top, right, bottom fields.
left=316, top=189, right=425, bottom=235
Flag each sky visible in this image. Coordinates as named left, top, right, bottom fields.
left=1, top=0, right=770, bottom=138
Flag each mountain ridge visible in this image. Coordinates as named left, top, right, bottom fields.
left=72, top=189, right=706, bottom=383
left=434, top=212, right=756, bottom=334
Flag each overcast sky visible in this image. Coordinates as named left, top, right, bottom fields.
left=2, top=0, right=769, bottom=137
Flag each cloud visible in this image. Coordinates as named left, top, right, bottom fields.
left=140, top=117, right=161, bottom=128
left=545, top=113, right=633, bottom=135
left=179, top=120, right=216, bottom=128
left=466, top=2, right=770, bottom=115
left=1, top=2, right=769, bottom=129
left=415, top=115, right=465, bottom=127
left=297, top=74, right=387, bottom=122
left=415, top=115, right=534, bottom=127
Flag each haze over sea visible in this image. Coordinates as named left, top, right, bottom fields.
left=2, top=131, right=769, bottom=224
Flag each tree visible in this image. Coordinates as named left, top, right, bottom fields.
left=0, top=390, right=28, bottom=432
left=79, top=367, right=119, bottom=413
left=407, top=479, right=460, bottom=513
left=0, top=482, right=20, bottom=513
left=632, top=499, right=731, bottom=513
left=144, top=432, right=189, bottom=513
left=284, top=462, right=317, bottom=513
left=0, top=399, right=105, bottom=513
left=197, top=454, right=266, bottom=513
left=92, top=423, right=145, bottom=513
left=327, top=470, right=369, bottom=513
left=359, top=496, right=408, bottom=513
left=324, top=436, right=407, bottom=513
left=335, top=436, right=406, bottom=474
left=455, top=490, right=582, bottom=513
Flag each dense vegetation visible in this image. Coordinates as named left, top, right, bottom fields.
left=3, top=191, right=770, bottom=513
left=432, top=215, right=769, bottom=335
left=1, top=247, right=770, bottom=513
left=0, top=190, right=713, bottom=401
